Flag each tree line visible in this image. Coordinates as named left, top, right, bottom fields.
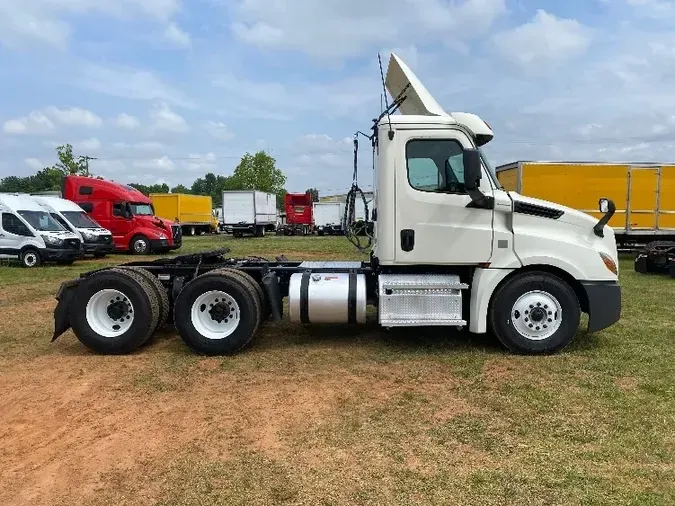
left=0, top=144, right=321, bottom=210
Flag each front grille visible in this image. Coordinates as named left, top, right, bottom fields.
left=97, top=235, right=113, bottom=244
left=65, top=238, right=81, bottom=250
left=171, top=225, right=182, bottom=245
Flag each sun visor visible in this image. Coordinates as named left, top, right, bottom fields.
left=385, top=53, right=447, bottom=116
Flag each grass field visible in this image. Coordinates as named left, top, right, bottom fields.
left=1, top=235, right=673, bottom=506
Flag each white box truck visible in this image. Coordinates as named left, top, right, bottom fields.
left=53, top=53, right=622, bottom=358
left=313, top=202, right=344, bottom=235
left=221, top=190, right=277, bottom=237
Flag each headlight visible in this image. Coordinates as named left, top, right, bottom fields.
left=42, top=235, right=64, bottom=246
left=157, top=233, right=167, bottom=240
left=599, top=252, right=618, bottom=275
left=81, top=230, right=96, bottom=241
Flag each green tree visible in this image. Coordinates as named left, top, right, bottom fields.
left=171, top=184, right=191, bottom=194
left=191, top=172, right=238, bottom=207
left=53, top=144, right=92, bottom=175
left=306, top=188, right=319, bottom=202
left=128, top=183, right=170, bottom=196
left=231, top=151, right=286, bottom=193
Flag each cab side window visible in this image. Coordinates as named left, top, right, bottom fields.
left=112, top=203, right=125, bottom=217
left=406, top=139, right=466, bottom=194
left=1, top=213, right=33, bottom=236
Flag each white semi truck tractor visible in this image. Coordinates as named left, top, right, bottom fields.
left=51, top=54, right=621, bottom=356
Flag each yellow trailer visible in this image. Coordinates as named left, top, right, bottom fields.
left=150, top=193, right=218, bottom=236
left=496, top=161, right=675, bottom=250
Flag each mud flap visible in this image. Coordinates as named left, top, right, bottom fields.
left=52, top=278, right=81, bottom=341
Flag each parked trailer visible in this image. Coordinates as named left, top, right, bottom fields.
left=280, top=192, right=313, bottom=236
left=221, top=190, right=277, bottom=237
left=51, top=53, right=621, bottom=357
left=313, top=202, right=344, bottom=235
left=496, top=161, right=675, bottom=252
left=150, top=193, right=218, bottom=236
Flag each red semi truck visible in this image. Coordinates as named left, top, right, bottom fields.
left=62, top=175, right=182, bottom=254
left=279, top=192, right=313, bottom=235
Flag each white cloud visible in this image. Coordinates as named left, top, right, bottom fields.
left=76, top=62, right=191, bottom=107
left=493, top=10, right=592, bottom=70
left=626, top=0, right=675, bottom=18
left=3, top=111, right=55, bottom=135
left=230, top=0, right=507, bottom=59
left=113, top=113, right=141, bottom=129
left=150, top=102, right=190, bottom=132
left=0, top=0, right=180, bottom=49
left=24, top=158, right=44, bottom=170
left=44, top=106, right=102, bottom=127
left=164, top=22, right=190, bottom=47
left=132, top=155, right=176, bottom=171
left=112, top=141, right=166, bottom=152
left=204, top=121, right=235, bottom=141
left=183, top=152, right=218, bottom=172
left=77, top=137, right=102, bottom=150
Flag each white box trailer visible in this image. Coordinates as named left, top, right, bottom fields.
left=221, top=190, right=277, bottom=237
left=313, top=202, right=344, bottom=235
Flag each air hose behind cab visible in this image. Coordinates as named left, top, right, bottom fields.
left=342, top=132, right=373, bottom=253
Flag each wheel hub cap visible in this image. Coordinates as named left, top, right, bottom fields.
left=209, top=301, right=232, bottom=323
left=191, top=290, right=241, bottom=340
left=511, top=290, right=562, bottom=341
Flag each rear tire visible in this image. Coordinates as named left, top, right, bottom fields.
left=69, top=269, right=160, bottom=354
left=215, top=268, right=269, bottom=323
left=489, top=271, right=581, bottom=355
left=173, top=270, right=262, bottom=355
left=115, top=266, right=170, bottom=332
left=20, top=248, right=41, bottom=268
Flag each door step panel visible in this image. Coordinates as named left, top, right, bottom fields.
left=378, top=274, right=468, bottom=327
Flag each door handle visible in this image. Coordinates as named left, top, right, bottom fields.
left=400, top=229, right=415, bottom=252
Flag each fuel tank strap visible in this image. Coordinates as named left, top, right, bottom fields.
left=348, top=270, right=357, bottom=324
left=300, top=270, right=310, bottom=323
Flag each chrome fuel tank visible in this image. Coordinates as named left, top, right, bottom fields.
left=288, top=270, right=367, bottom=324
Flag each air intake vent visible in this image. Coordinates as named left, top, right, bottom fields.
left=513, top=201, right=564, bottom=220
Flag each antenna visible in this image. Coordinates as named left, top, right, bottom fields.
left=377, top=53, right=394, bottom=141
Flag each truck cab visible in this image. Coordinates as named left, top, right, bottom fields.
left=62, top=175, right=182, bottom=254
left=29, top=195, right=114, bottom=258
left=0, top=193, right=83, bottom=267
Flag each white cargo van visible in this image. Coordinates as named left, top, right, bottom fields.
left=30, top=195, right=114, bottom=258
left=0, top=194, right=84, bottom=267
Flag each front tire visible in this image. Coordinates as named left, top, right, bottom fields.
left=489, top=271, right=581, bottom=354
left=130, top=235, right=150, bottom=255
left=20, top=248, right=41, bottom=268
left=173, top=270, right=262, bottom=355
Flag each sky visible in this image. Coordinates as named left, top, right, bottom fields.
left=1, top=0, right=674, bottom=196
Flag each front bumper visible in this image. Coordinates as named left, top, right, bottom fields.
left=580, top=280, right=621, bottom=332
left=150, top=238, right=170, bottom=251
left=83, top=242, right=115, bottom=254
left=42, top=248, right=85, bottom=261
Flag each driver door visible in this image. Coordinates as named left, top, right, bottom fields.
left=395, top=128, right=494, bottom=264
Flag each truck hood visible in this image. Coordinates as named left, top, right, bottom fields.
left=509, top=192, right=599, bottom=230
left=42, top=230, right=80, bottom=240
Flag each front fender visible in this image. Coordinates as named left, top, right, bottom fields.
left=52, top=278, right=81, bottom=341
left=128, top=226, right=169, bottom=242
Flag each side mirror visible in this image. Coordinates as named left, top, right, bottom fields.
left=463, top=149, right=482, bottom=191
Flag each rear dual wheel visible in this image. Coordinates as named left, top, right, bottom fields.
left=69, top=268, right=163, bottom=354
left=173, top=269, right=265, bottom=355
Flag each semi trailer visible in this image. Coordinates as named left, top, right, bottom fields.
left=51, top=53, right=622, bottom=357
left=496, top=161, right=675, bottom=252
left=314, top=202, right=344, bottom=235
left=150, top=193, right=218, bottom=236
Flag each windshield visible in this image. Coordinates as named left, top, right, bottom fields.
left=61, top=211, right=100, bottom=228
left=18, top=210, right=66, bottom=232
left=479, top=147, right=502, bottom=189
left=129, top=203, right=154, bottom=216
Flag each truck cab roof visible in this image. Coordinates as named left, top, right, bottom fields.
left=64, top=175, right=152, bottom=203
left=0, top=193, right=49, bottom=212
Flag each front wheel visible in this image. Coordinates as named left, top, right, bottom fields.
left=130, top=235, right=150, bottom=255
left=489, top=271, right=581, bottom=354
left=20, top=248, right=41, bottom=268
